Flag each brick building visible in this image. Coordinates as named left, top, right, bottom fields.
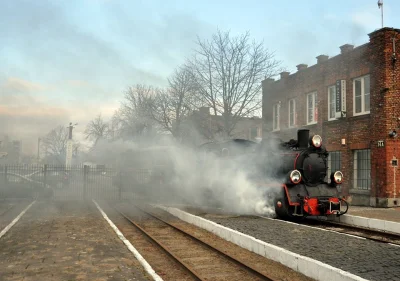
left=262, top=27, right=400, bottom=207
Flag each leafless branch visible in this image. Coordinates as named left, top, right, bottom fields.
left=148, top=66, right=200, bottom=140
left=187, top=30, right=281, bottom=137
left=40, top=125, right=79, bottom=164
left=84, top=114, right=108, bottom=147
left=112, top=84, right=157, bottom=140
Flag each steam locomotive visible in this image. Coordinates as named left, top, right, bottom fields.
left=199, top=129, right=348, bottom=219
left=266, top=129, right=348, bottom=219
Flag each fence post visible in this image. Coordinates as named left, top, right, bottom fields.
left=4, top=165, right=8, bottom=184
left=118, top=171, right=122, bottom=201
left=83, top=165, right=88, bottom=201
left=1, top=165, right=6, bottom=199
left=43, top=165, right=47, bottom=187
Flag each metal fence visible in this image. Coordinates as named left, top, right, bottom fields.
left=0, top=164, right=138, bottom=201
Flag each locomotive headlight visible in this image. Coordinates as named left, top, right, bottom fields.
left=289, top=169, right=302, bottom=184
left=331, top=171, right=344, bottom=184
left=310, top=135, right=322, bottom=148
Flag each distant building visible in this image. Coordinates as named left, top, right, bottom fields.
left=262, top=27, right=400, bottom=207
left=181, top=107, right=262, bottom=145
left=0, top=136, right=22, bottom=164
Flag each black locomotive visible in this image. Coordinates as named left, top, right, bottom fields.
left=263, top=129, right=348, bottom=219
left=198, top=129, right=348, bottom=219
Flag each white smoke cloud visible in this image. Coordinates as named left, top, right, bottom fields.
left=86, top=135, right=283, bottom=216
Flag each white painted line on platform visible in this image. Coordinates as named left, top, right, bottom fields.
left=341, top=233, right=367, bottom=240
left=0, top=201, right=36, bottom=239
left=259, top=216, right=366, bottom=240
left=159, top=206, right=370, bottom=281
left=389, top=243, right=400, bottom=248
left=93, top=200, right=164, bottom=281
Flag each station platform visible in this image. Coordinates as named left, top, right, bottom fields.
left=346, top=205, right=400, bottom=223
left=0, top=200, right=151, bottom=281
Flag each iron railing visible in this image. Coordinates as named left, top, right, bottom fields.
left=0, top=164, right=144, bottom=200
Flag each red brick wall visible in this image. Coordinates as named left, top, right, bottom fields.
left=262, top=28, right=400, bottom=206
left=369, top=28, right=400, bottom=201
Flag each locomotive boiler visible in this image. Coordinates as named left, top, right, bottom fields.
left=267, top=129, right=348, bottom=219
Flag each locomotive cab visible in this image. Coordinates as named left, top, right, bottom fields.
left=273, top=129, right=348, bottom=220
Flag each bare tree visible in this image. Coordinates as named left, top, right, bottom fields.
left=149, top=66, right=199, bottom=140
left=84, top=114, right=108, bottom=147
left=40, top=125, right=81, bottom=164
left=40, top=126, right=69, bottom=160
left=188, top=30, right=281, bottom=137
left=112, top=84, right=156, bottom=140
left=106, top=113, right=121, bottom=141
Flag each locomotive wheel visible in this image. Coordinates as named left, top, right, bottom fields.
left=274, top=193, right=304, bottom=221
left=274, top=195, right=291, bottom=219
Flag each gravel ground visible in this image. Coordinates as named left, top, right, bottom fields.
left=185, top=210, right=400, bottom=281
left=0, top=202, right=14, bottom=215
left=0, top=199, right=33, bottom=232
left=0, top=202, right=15, bottom=220
left=0, top=200, right=151, bottom=281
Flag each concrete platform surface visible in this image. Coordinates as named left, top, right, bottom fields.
left=347, top=206, right=400, bottom=222
left=0, top=200, right=151, bottom=281
left=174, top=206, right=400, bottom=281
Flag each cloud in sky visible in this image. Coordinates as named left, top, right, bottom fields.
left=0, top=0, right=216, bottom=154
left=3, top=77, right=48, bottom=93
left=0, top=0, right=212, bottom=88
left=0, top=77, right=119, bottom=154
left=1, top=0, right=399, bottom=154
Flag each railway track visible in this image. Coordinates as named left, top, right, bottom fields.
left=115, top=204, right=276, bottom=281
left=299, top=218, right=400, bottom=246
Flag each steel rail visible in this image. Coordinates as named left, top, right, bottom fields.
left=115, top=207, right=204, bottom=281
left=305, top=219, right=400, bottom=246
left=133, top=205, right=276, bottom=281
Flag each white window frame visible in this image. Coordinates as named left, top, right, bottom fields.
left=328, top=85, right=337, bottom=121
left=288, top=98, right=296, bottom=128
left=327, top=151, right=341, bottom=178
left=353, top=75, right=370, bottom=116
left=306, top=92, right=317, bottom=125
left=353, top=149, right=371, bottom=190
left=272, top=103, right=280, bottom=131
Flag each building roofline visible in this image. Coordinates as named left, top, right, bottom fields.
left=368, top=27, right=400, bottom=37
left=262, top=42, right=370, bottom=85
left=262, top=27, right=400, bottom=85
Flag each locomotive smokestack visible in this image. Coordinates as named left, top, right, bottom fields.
left=297, top=129, right=309, bottom=148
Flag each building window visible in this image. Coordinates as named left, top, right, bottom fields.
left=327, top=151, right=341, bottom=180
left=307, top=92, right=317, bottom=125
left=288, top=99, right=296, bottom=127
left=273, top=103, right=280, bottom=131
left=328, top=85, right=336, bottom=120
left=353, top=75, right=370, bottom=116
left=353, top=149, right=371, bottom=190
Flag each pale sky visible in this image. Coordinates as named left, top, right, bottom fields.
left=1, top=0, right=398, bottom=153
